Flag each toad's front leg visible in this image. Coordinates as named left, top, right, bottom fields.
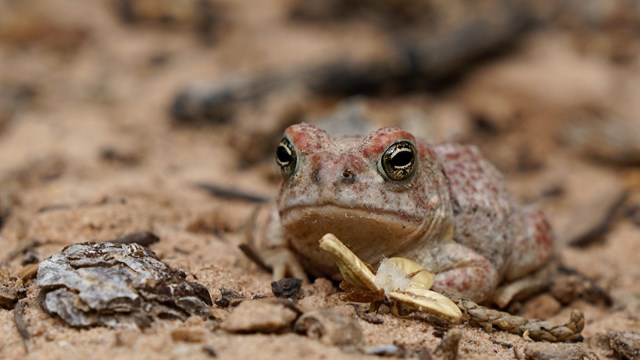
left=421, top=242, right=499, bottom=303
left=255, top=205, right=308, bottom=282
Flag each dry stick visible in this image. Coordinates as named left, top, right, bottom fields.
left=110, top=231, right=160, bottom=247
left=238, top=243, right=272, bottom=273
left=14, top=300, right=31, bottom=353
left=16, top=263, right=39, bottom=283
left=240, top=205, right=272, bottom=273
left=569, top=191, right=628, bottom=246
left=2, top=239, right=67, bottom=266
left=196, top=182, right=269, bottom=204
left=457, top=299, right=584, bottom=343
left=554, top=265, right=612, bottom=306
left=2, top=240, right=41, bottom=265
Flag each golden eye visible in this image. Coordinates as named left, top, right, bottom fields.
left=380, top=141, right=416, bottom=181
left=276, top=137, right=297, bottom=178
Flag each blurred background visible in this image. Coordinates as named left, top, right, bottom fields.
left=1, top=0, right=640, bottom=358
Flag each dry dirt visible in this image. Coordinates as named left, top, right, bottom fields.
left=1, top=1, right=639, bottom=359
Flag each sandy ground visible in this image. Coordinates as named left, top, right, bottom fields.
left=1, top=0, right=639, bottom=359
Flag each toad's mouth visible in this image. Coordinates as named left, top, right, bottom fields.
left=280, top=204, right=424, bottom=271
left=281, top=203, right=423, bottom=230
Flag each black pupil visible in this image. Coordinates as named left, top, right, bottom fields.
left=390, top=149, right=413, bottom=168
left=277, top=145, right=291, bottom=164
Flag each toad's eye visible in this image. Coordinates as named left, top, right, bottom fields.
left=379, top=141, right=416, bottom=181
left=276, top=137, right=297, bottom=178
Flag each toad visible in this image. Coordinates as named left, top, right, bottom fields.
left=258, top=123, right=554, bottom=304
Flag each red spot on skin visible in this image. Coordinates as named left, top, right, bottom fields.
left=527, top=209, right=553, bottom=248
left=445, top=152, right=461, bottom=160
left=461, top=279, right=470, bottom=291
left=535, top=219, right=553, bottom=247
left=343, top=153, right=367, bottom=172
left=309, top=153, right=326, bottom=168
left=417, top=143, right=437, bottom=160
left=362, top=128, right=416, bottom=157
left=285, top=123, right=329, bottom=152
left=464, top=180, right=477, bottom=192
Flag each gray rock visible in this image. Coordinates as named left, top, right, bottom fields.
left=36, top=242, right=212, bottom=328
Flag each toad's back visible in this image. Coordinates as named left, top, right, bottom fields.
left=434, top=143, right=554, bottom=281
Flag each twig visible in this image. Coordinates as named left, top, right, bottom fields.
left=569, top=191, right=628, bottom=246
left=2, top=239, right=66, bottom=266
left=16, top=263, right=39, bottom=283
left=196, top=182, right=269, bottom=203
left=553, top=265, right=612, bottom=306
left=110, top=231, right=160, bottom=247
left=238, top=243, right=272, bottom=273
left=2, top=240, right=41, bottom=265
left=457, top=299, right=584, bottom=343
left=239, top=206, right=273, bottom=273
left=14, top=299, right=31, bottom=353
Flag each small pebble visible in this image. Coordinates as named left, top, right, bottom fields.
left=364, top=344, right=403, bottom=357
left=214, top=288, right=243, bottom=308
left=271, top=277, right=303, bottom=299
left=520, top=343, right=586, bottom=360
left=294, top=309, right=362, bottom=348
left=519, top=294, right=561, bottom=320
left=202, top=345, right=218, bottom=357
left=221, top=300, right=297, bottom=333
left=171, top=328, right=206, bottom=343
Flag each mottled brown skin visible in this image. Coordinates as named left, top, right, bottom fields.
left=263, top=123, right=554, bottom=303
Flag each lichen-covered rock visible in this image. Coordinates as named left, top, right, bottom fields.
left=36, top=242, right=212, bottom=328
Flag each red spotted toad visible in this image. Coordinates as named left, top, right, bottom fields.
left=260, top=123, right=554, bottom=303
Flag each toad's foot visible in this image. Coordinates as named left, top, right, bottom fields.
left=261, top=246, right=308, bottom=282
left=492, top=261, right=557, bottom=308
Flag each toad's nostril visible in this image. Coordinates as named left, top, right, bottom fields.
left=341, top=170, right=356, bottom=183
